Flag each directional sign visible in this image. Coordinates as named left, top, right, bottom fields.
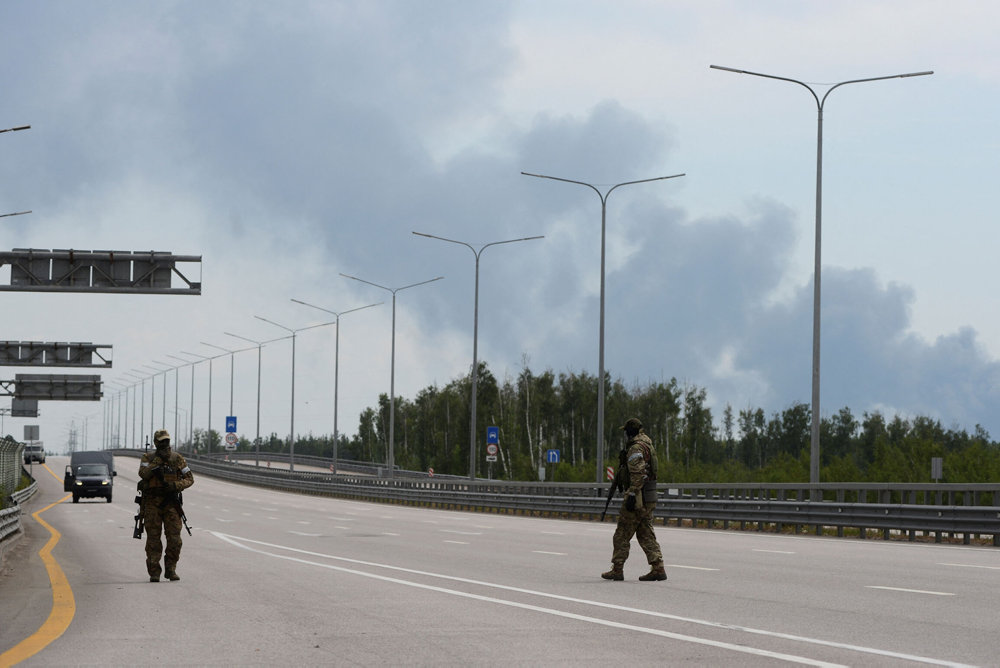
left=12, top=374, right=102, bottom=401
left=546, top=449, right=560, bottom=464
left=486, top=426, right=499, bottom=445
left=226, top=416, right=237, bottom=433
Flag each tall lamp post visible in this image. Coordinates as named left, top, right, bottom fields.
left=710, top=64, right=932, bottom=486
left=225, top=333, right=271, bottom=467
left=202, top=342, right=236, bottom=418
left=124, top=371, right=150, bottom=448
left=166, top=354, right=194, bottom=452
left=412, top=231, right=544, bottom=480
left=290, top=299, right=381, bottom=474
left=521, top=170, right=685, bottom=482
left=254, top=316, right=337, bottom=472
left=149, top=360, right=173, bottom=431
left=340, top=273, right=443, bottom=477
left=182, top=350, right=214, bottom=453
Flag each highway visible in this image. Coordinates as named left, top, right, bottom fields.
left=1, top=456, right=997, bottom=666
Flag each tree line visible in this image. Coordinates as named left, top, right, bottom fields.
left=193, top=361, right=999, bottom=484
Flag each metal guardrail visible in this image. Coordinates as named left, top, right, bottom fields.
left=111, top=450, right=1000, bottom=546
left=0, top=435, right=25, bottom=501
left=0, top=478, right=37, bottom=556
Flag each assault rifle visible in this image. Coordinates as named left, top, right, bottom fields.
left=600, top=449, right=630, bottom=521
left=133, top=484, right=145, bottom=539
left=177, top=492, right=192, bottom=536
left=600, top=479, right=616, bottom=521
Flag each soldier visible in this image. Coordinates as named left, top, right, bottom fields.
left=602, top=417, right=667, bottom=582
left=138, top=429, right=194, bottom=582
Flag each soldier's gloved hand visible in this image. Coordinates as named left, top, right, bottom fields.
left=624, top=493, right=637, bottom=512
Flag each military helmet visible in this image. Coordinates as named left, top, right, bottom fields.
left=153, top=429, right=171, bottom=444
left=621, top=417, right=643, bottom=432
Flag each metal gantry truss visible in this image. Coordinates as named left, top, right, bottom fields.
left=0, top=249, right=202, bottom=294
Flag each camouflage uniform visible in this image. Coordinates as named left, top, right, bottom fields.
left=603, top=418, right=666, bottom=581
left=139, top=430, right=194, bottom=582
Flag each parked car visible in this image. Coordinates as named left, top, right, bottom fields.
left=64, top=461, right=114, bottom=503
left=23, top=444, right=46, bottom=464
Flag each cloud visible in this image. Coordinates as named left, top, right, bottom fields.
left=0, top=2, right=996, bottom=447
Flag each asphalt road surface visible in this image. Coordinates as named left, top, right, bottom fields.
left=1, top=456, right=997, bottom=666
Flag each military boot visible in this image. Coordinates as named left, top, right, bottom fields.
left=164, top=569, right=180, bottom=581
left=601, top=565, right=624, bottom=581
left=638, top=563, right=667, bottom=581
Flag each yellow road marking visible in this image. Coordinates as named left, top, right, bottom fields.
left=0, top=495, right=76, bottom=667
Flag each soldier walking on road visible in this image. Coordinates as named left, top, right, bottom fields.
left=138, top=430, right=194, bottom=582
left=602, top=417, right=666, bottom=582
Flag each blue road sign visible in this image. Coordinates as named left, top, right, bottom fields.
left=486, top=426, right=499, bottom=445
left=226, top=416, right=237, bottom=433
left=546, top=449, right=560, bottom=464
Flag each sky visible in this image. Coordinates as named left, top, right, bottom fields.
left=1, top=1, right=998, bottom=453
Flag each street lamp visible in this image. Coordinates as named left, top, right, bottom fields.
left=254, top=316, right=337, bottom=472
left=340, top=273, right=443, bottom=477
left=202, top=342, right=236, bottom=418
left=124, top=371, right=151, bottom=448
left=521, top=170, right=685, bottom=482
left=165, top=354, right=192, bottom=451
left=412, top=231, right=544, bottom=479
left=182, top=350, right=214, bottom=454
left=290, top=298, right=381, bottom=474
left=710, top=64, right=932, bottom=486
left=149, top=360, right=173, bottom=432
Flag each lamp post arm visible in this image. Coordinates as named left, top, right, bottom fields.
left=290, top=298, right=383, bottom=319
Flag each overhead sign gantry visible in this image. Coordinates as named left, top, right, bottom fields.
left=0, top=249, right=201, bottom=295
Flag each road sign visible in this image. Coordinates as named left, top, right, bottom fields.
left=12, top=374, right=102, bottom=400
left=226, top=416, right=237, bottom=433
left=486, top=426, right=499, bottom=445
left=546, top=449, right=560, bottom=464
left=606, top=466, right=615, bottom=481
left=486, top=443, right=498, bottom=457
left=12, top=399, right=38, bottom=417
left=224, top=432, right=238, bottom=446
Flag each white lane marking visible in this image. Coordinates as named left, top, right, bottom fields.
left=334, top=526, right=352, bottom=530
left=866, top=586, right=954, bottom=597
left=667, top=564, right=720, bottom=571
left=541, top=531, right=565, bottom=536
left=444, top=540, right=469, bottom=545
left=327, top=516, right=356, bottom=522
left=473, top=525, right=493, bottom=529
left=532, top=551, right=567, bottom=556
left=242, top=513, right=252, bottom=517
left=211, top=532, right=969, bottom=667
left=382, top=532, right=400, bottom=537
left=753, top=549, right=795, bottom=554
left=211, top=532, right=841, bottom=667
left=939, top=562, right=1000, bottom=571
left=214, top=518, right=234, bottom=523
left=296, top=521, right=311, bottom=525
left=289, top=531, right=321, bottom=537
left=441, top=529, right=482, bottom=536
left=267, top=516, right=280, bottom=520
